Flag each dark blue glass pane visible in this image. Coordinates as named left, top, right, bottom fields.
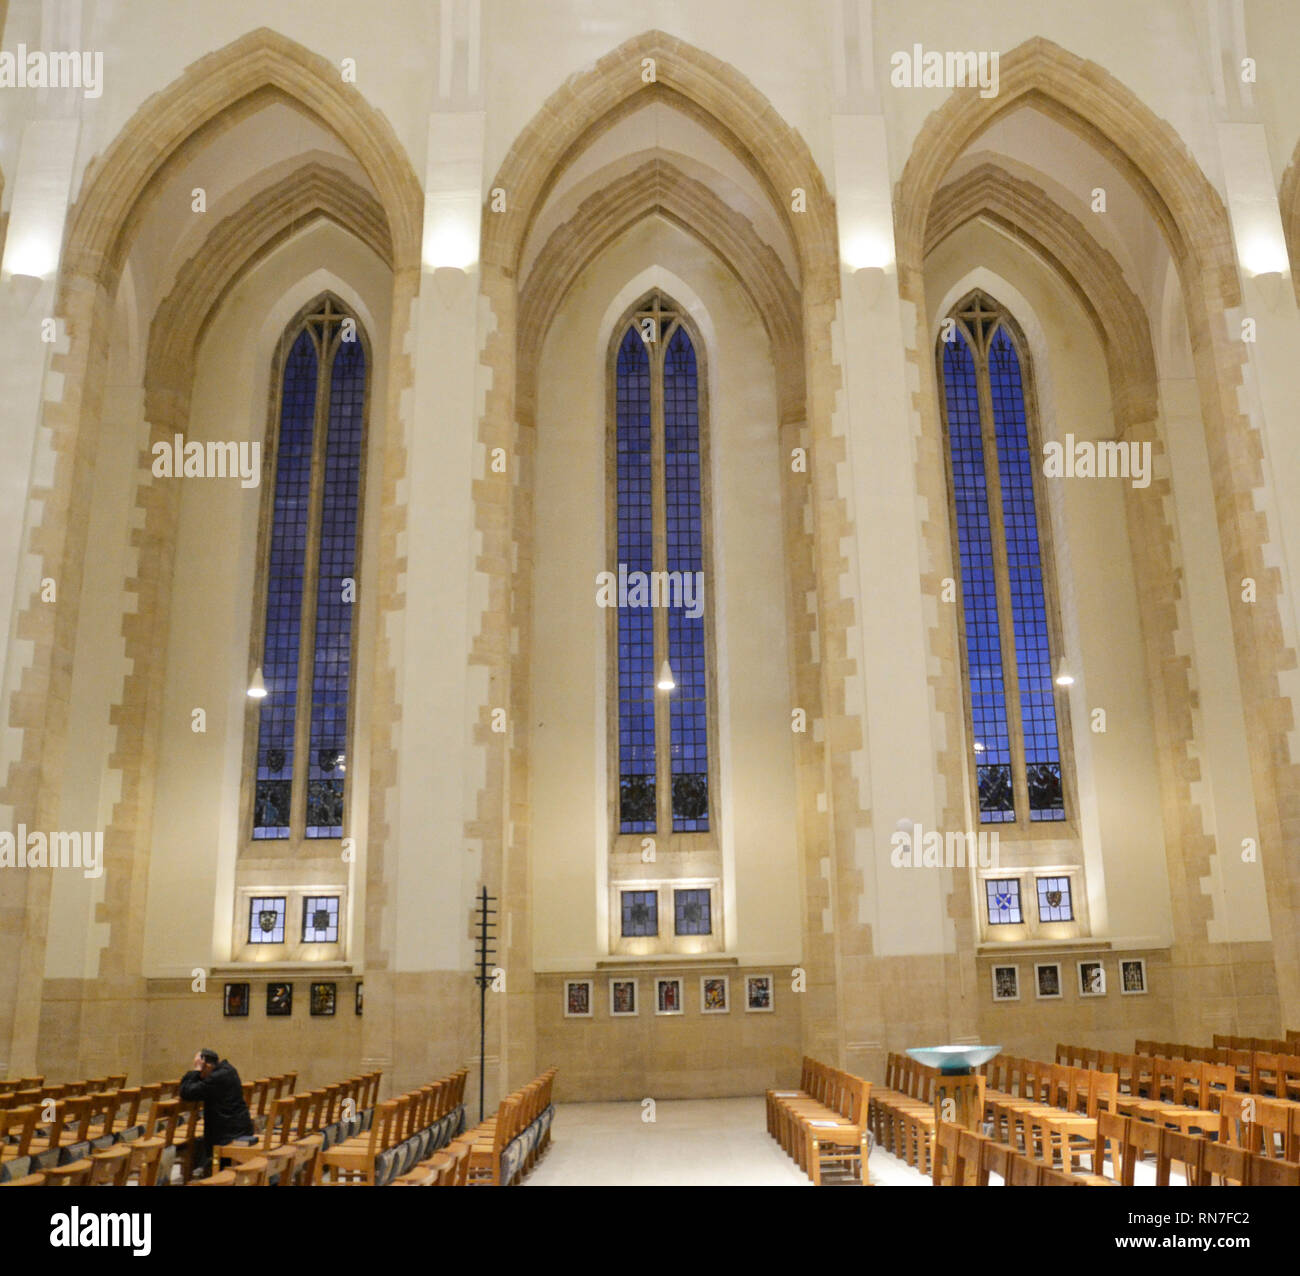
left=617, top=326, right=656, bottom=833
left=988, top=329, right=1064, bottom=821
left=253, top=330, right=317, bottom=838
left=306, top=337, right=365, bottom=838
left=943, top=327, right=1014, bottom=823
left=664, top=326, right=708, bottom=832
left=620, top=890, right=658, bottom=937
left=674, top=888, right=711, bottom=936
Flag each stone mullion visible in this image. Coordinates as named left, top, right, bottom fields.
left=649, top=319, right=672, bottom=836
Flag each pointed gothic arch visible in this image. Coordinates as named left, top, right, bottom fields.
left=900, top=36, right=1300, bottom=1024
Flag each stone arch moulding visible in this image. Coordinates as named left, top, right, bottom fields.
left=477, top=29, right=863, bottom=1086
left=146, top=161, right=393, bottom=413
left=898, top=35, right=1300, bottom=1027
left=0, top=27, right=422, bottom=1074
left=517, top=157, right=804, bottom=422
left=925, top=162, right=1157, bottom=429
left=1278, top=137, right=1300, bottom=306
left=64, top=26, right=422, bottom=284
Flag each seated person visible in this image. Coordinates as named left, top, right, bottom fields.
left=180, top=1048, right=255, bottom=1175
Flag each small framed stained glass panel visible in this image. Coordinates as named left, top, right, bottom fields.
left=700, top=975, right=729, bottom=1014
left=745, top=974, right=774, bottom=1013
left=267, top=982, right=293, bottom=1017
left=655, top=976, right=683, bottom=1015
left=620, top=890, right=658, bottom=938
left=1077, top=960, right=1106, bottom=997
left=1036, top=876, right=1074, bottom=923
left=310, top=982, right=336, bottom=1016
left=609, top=978, right=638, bottom=1017
left=564, top=979, right=593, bottom=1018
left=991, top=965, right=1020, bottom=1002
left=1034, top=962, right=1062, bottom=1000
left=674, top=888, right=711, bottom=936
left=1120, top=958, right=1147, bottom=995
left=302, top=895, right=340, bottom=943
left=223, top=983, right=250, bottom=1017
left=984, top=879, right=1022, bottom=926
left=249, top=896, right=286, bottom=944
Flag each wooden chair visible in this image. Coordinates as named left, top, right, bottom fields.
left=231, top=1156, right=270, bottom=1186
left=1156, top=1127, right=1203, bottom=1186
left=88, top=1145, right=132, bottom=1186
left=42, top=1160, right=93, bottom=1185
left=932, top=1120, right=962, bottom=1186
left=190, top=1169, right=236, bottom=1185
left=317, top=1098, right=399, bottom=1185
left=1092, top=1110, right=1130, bottom=1183
left=1202, top=1140, right=1248, bottom=1186
left=1008, top=1152, right=1044, bottom=1186
left=975, top=1138, right=1013, bottom=1186
left=1246, top=1153, right=1300, bottom=1186
left=1123, top=1114, right=1161, bottom=1185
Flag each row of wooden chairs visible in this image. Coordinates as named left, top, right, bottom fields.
left=933, top=1123, right=1112, bottom=1187
left=1, top=1070, right=304, bottom=1186
left=1124, top=1041, right=1300, bottom=1099
left=210, top=1071, right=380, bottom=1185
left=765, top=1057, right=871, bottom=1185
left=868, top=1053, right=942, bottom=1173
left=462, top=1069, right=557, bottom=1185
left=0, top=1075, right=129, bottom=1111
left=393, top=1138, right=473, bottom=1186
left=316, top=1069, right=467, bottom=1186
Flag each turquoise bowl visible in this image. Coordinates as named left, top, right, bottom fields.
left=905, top=1045, right=1001, bottom=1075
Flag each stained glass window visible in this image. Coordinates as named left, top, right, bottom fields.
left=985, top=878, right=1022, bottom=926
left=1036, top=876, right=1074, bottom=923
left=938, top=293, right=1068, bottom=827
left=302, top=895, right=340, bottom=943
left=613, top=296, right=711, bottom=835
left=674, top=888, right=712, bottom=936
left=620, top=890, right=659, bottom=938
left=249, top=896, right=287, bottom=944
left=251, top=298, right=366, bottom=841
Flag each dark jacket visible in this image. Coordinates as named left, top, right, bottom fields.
left=180, top=1060, right=255, bottom=1147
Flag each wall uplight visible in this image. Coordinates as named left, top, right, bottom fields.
left=247, top=667, right=268, bottom=699
left=1054, top=658, right=1074, bottom=688
left=656, top=661, right=676, bottom=692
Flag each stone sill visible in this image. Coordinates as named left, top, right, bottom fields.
left=593, top=955, right=740, bottom=971
left=976, top=935, right=1168, bottom=955
left=209, top=962, right=357, bottom=976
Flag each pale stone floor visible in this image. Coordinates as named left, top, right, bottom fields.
left=523, top=1096, right=1174, bottom=1186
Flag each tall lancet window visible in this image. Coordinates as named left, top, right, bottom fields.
left=613, top=294, right=712, bottom=835
left=251, top=296, right=366, bottom=841
left=938, top=291, right=1067, bottom=825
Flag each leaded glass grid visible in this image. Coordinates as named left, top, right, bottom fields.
left=674, top=888, right=712, bottom=936
left=249, top=896, right=287, bottom=944
left=620, top=890, right=659, bottom=938
left=616, top=326, right=656, bottom=832
left=249, top=298, right=367, bottom=846
left=988, top=329, right=1064, bottom=821
left=1036, top=876, right=1073, bottom=922
left=985, top=878, right=1022, bottom=926
left=253, top=330, right=316, bottom=838
left=663, top=325, right=709, bottom=832
left=306, top=337, right=365, bottom=837
left=302, top=895, right=340, bottom=943
left=943, top=327, right=1013, bottom=822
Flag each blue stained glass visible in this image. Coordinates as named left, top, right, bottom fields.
left=985, top=878, right=1022, bottom=925
left=621, top=890, right=658, bottom=937
left=253, top=330, right=317, bottom=837
left=674, top=888, right=711, bottom=935
left=943, top=328, right=1014, bottom=822
left=616, top=327, right=656, bottom=832
left=663, top=326, right=709, bottom=832
left=306, top=337, right=365, bottom=838
left=988, top=329, right=1064, bottom=821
